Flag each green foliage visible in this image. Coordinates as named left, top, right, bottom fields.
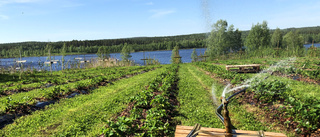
left=251, top=80, right=288, bottom=103
left=206, top=20, right=242, bottom=59
left=120, top=43, right=132, bottom=61
left=194, top=62, right=244, bottom=80
left=283, top=31, right=305, bottom=57
left=271, top=28, right=283, bottom=48
left=0, top=66, right=157, bottom=114
left=101, top=65, right=178, bottom=136
left=250, top=78, right=320, bottom=134
left=171, top=45, right=181, bottom=64
left=0, top=65, right=167, bottom=136
left=245, top=21, right=270, bottom=52
left=191, top=48, right=197, bottom=62
left=96, top=46, right=110, bottom=59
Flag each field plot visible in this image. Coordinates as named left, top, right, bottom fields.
left=0, top=57, right=319, bottom=137
left=0, top=66, right=167, bottom=136
left=195, top=58, right=320, bottom=137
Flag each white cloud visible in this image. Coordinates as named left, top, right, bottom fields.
left=149, top=9, right=175, bottom=18
left=0, top=0, right=40, bottom=5
left=145, top=2, right=153, bottom=5
left=0, top=14, right=9, bottom=20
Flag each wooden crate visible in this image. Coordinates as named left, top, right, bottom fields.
left=175, top=125, right=286, bottom=137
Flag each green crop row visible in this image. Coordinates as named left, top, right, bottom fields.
left=0, top=66, right=132, bottom=92
left=100, top=65, right=179, bottom=137
left=0, top=66, right=168, bottom=137
left=194, top=62, right=249, bottom=84
left=177, top=64, right=282, bottom=133
left=275, top=66, right=320, bottom=81
left=0, top=66, right=158, bottom=115
left=250, top=79, right=320, bottom=135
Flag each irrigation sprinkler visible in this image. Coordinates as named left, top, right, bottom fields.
left=185, top=87, right=269, bottom=137
left=182, top=72, right=286, bottom=137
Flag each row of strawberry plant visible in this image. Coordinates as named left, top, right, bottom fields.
left=100, top=65, right=179, bottom=136
left=249, top=79, right=320, bottom=135
left=0, top=66, right=158, bottom=115
left=194, top=62, right=249, bottom=84
left=276, top=66, right=320, bottom=81
left=0, top=68, right=122, bottom=97
left=1, top=65, right=150, bottom=96
left=0, top=66, right=168, bottom=136
left=0, top=66, right=131, bottom=92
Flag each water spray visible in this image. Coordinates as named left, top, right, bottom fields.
left=186, top=58, right=295, bottom=136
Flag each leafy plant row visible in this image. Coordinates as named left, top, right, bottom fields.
left=0, top=66, right=167, bottom=136
left=0, top=66, right=144, bottom=98
left=100, top=65, right=179, bottom=137
left=276, top=66, right=320, bottom=81
left=0, top=66, right=132, bottom=92
left=0, top=66, right=158, bottom=115
left=249, top=79, right=320, bottom=135
left=194, top=62, right=248, bottom=84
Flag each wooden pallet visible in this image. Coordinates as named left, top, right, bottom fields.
left=175, top=125, right=286, bottom=137
left=226, top=64, right=261, bottom=73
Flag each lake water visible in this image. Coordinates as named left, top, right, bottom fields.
left=0, top=48, right=206, bottom=71
left=304, top=43, right=320, bottom=49
left=1, top=43, right=319, bottom=71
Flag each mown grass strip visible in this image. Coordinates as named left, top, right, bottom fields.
left=0, top=66, right=168, bottom=137
left=178, top=64, right=276, bottom=132
left=176, top=64, right=223, bottom=128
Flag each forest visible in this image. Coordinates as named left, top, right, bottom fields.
left=0, top=23, right=320, bottom=58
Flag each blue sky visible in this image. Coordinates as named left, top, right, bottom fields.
left=0, top=0, right=320, bottom=43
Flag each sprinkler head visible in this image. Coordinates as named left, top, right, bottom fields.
left=222, top=97, right=228, bottom=106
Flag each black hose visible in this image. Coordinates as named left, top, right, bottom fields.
left=215, top=87, right=248, bottom=124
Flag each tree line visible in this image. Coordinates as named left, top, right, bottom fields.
left=206, top=20, right=319, bottom=59
left=0, top=35, right=205, bottom=58
left=0, top=24, right=319, bottom=58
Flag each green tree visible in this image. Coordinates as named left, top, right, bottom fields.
left=245, top=21, right=271, bottom=52
left=283, top=31, right=304, bottom=56
left=171, top=45, right=181, bottom=64
left=61, top=43, right=67, bottom=71
left=96, top=46, right=109, bottom=59
left=207, top=19, right=228, bottom=59
left=227, top=26, right=242, bottom=52
left=271, top=28, right=283, bottom=48
left=120, top=43, right=132, bottom=61
left=206, top=20, right=242, bottom=59
left=191, top=48, right=197, bottom=62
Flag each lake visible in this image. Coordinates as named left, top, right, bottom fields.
left=1, top=43, right=319, bottom=71
left=0, top=48, right=206, bottom=71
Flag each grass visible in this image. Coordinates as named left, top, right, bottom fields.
left=175, top=64, right=223, bottom=128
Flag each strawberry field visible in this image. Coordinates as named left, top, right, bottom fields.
left=0, top=57, right=320, bottom=137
